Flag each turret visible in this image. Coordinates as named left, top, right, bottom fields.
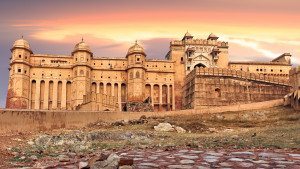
left=182, top=31, right=193, bottom=41
left=126, top=41, right=146, bottom=102
left=6, top=37, right=32, bottom=109
left=207, top=33, right=219, bottom=41
left=207, top=33, right=229, bottom=68
left=72, top=38, right=93, bottom=65
left=71, top=39, right=93, bottom=107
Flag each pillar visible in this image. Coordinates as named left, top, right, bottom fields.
left=150, top=84, right=154, bottom=107
left=43, top=80, right=49, bottom=110
left=61, top=80, right=67, bottom=110
left=118, top=83, right=122, bottom=111
left=52, top=80, right=58, bottom=109
left=159, top=84, right=162, bottom=110
left=172, top=84, right=175, bottom=110
left=34, top=80, right=41, bottom=110
left=111, top=83, right=115, bottom=96
left=103, top=82, right=107, bottom=95
left=167, top=85, right=170, bottom=111
left=96, top=83, right=100, bottom=94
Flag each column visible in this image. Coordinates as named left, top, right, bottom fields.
left=150, top=84, right=154, bottom=107
left=167, top=85, right=170, bottom=111
left=118, top=83, right=122, bottom=111
left=111, top=83, right=115, bottom=96
left=29, top=80, right=32, bottom=109
left=159, top=84, right=162, bottom=110
left=52, top=80, right=58, bottom=110
left=103, top=82, right=107, bottom=95
left=35, top=80, right=41, bottom=109
left=61, top=80, right=67, bottom=110
left=43, top=80, right=49, bottom=110
left=172, top=84, right=175, bottom=110
left=96, top=83, right=100, bottom=94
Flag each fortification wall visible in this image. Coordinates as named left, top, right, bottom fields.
left=183, top=68, right=291, bottom=109
left=0, top=99, right=284, bottom=134
left=290, top=67, right=300, bottom=110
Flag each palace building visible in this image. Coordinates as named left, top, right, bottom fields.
left=6, top=32, right=292, bottom=111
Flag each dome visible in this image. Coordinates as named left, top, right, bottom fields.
left=207, top=33, right=219, bottom=40
left=12, top=38, right=32, bottom=52
left=182, top=31, right=193, bottom=40
left=72, top=40, right=92, bottom=54
left=126, top=41, right=146, bottom=57
left=184, top=31, right=192, bottom=37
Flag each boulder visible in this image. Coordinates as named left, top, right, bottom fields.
left=91, top=153, right=120, bottom=169
left=175, top=126, right=186, bottom=133
left=154, top=123, right=175, bottom=132
left=79, top=161, right=89, bottom=169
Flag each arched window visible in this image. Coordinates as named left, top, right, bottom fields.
left=215, top=88, right=221, bottom=98
left=130, top=72, right=133, bottom=79
left=136, top=71, right=140, bottom=78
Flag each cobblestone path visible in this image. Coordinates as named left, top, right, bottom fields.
left=116, top=149, right=300, bottom=168
left=17, top=148, right=300, bottom=168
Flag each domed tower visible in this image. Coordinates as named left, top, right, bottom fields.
left=6, top=37, right=33, bottom=109
left=126, top=41, right=146, bottom=102
left=71, top=39, right=93, bottom=107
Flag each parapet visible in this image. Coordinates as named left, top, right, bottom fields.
left=189, top=67, right=290, bottom=86
left=170, top=38, right=228, bottom=48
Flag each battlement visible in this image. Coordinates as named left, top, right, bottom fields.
left=186, top=67, right=290, bottom=86
left=170, top=39, right=228, bottom=48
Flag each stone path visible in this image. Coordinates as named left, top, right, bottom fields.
left=15, top=149, right=300, bottom=168
left=116, top=149, right=300, bottom=169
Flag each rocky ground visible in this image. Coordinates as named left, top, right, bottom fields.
left=0, top=106, right=299, bottom=168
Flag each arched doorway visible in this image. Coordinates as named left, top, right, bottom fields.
left=194, top=63, right=206, bottom=68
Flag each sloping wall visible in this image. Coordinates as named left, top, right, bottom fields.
left=0, top=99, right=284, bottom=134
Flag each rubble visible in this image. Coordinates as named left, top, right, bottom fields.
left=124, top=98, right=154, bottom=112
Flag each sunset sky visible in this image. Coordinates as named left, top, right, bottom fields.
left=0, top=0, right=300, bottom=107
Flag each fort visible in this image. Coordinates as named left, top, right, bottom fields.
left=1, top=33, right=300, bottom=168
left=6, top=32, right=293, bottom=111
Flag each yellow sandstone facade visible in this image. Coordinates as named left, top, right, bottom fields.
left=6, top=32, right=292, bottom=111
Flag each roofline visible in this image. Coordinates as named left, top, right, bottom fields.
left=271, top=53, right=292, bottom=62
left=229, top=61, right=292, bottom=66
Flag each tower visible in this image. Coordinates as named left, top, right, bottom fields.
left=207, top=33, right=229, bottom=68
left=165, top=32, right=188, bottom=110
left=71, top=39, right=93, bottom=107
left=126, top=41, right=146, bottom=102
left=6, top=37, right=32, bottom=109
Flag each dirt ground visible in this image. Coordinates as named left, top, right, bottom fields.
left=0, top=106, right=299, bottom=168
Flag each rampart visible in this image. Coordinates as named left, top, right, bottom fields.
left=290, top=67, right=300, bottom=110
left=0, top=99, right=284, bottom=134
left=183, top=67, right=291, bottom=109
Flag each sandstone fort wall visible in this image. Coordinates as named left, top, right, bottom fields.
left=290, top=67, right=300, bottom=110
left=183, top=68, right=291, bottom=109
left=0, top=99, right=284, bottom=134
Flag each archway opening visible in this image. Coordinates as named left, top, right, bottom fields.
left=194, top=63, right=206, bottom=68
